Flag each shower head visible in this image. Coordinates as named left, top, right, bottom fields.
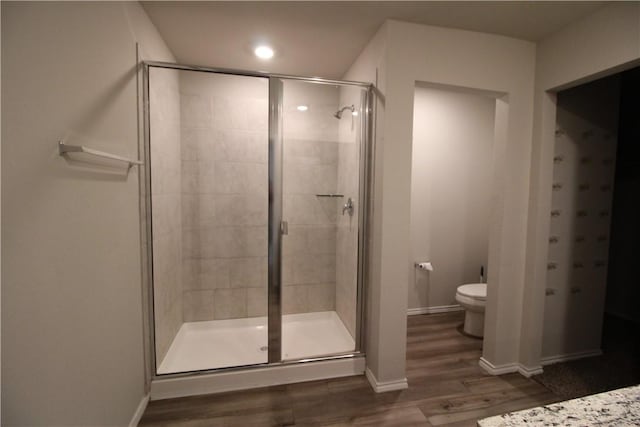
left=333, top=105, right=355, bottom=119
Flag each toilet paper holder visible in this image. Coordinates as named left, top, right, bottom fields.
left=415, top=262, right=434, bottom=271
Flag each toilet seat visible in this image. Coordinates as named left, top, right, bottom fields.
left=456, top=283, right=486, bottom=301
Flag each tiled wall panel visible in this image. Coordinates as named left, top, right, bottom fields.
left=335, top=85, right=364, bottom=338
left=282, top=80, right=340, bottom=315
left=179, top=71, right=269, bottom=321
left=149, top=67, right=183, bottom=364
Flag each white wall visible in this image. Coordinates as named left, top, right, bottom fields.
left=410, top=86, right=494, bottom=311
left=344, top=18, right=536, bottom=387
left=1, top=2, right=174, bottom=425
left=342, top=24, right=392, bottom=388
left=521, top=2, right=640, bottom=370
left=388, top=20, right=536, bottom=373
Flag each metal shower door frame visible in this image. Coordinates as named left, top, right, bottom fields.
left=267, top=77, right=283, bottom=364
left=142, top=61, right=373, bottom=381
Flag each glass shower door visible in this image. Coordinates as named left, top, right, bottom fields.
left=279, top=79, right=366, bottom=360
left=148, top=64, right=369, bottom=375
left=148, top=66, right=270, bottom=374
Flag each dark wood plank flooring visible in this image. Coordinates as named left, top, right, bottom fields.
left=140, top=312, right=561, bottom=426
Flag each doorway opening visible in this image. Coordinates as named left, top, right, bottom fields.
left=536, top=66, right=640, bottom=399
left=408, top=82, right=504, bottom=359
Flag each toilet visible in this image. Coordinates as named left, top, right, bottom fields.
left=455, top=283, right=487, bottom=338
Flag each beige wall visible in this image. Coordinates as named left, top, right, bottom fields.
left=410, top=86, right=494, bottom=311
left=521, top=2, right=640, bottom=370
left=1, top=2, right=173, bottom=425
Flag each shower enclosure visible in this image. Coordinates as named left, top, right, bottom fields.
left=143, top=62, right=371, bottom=378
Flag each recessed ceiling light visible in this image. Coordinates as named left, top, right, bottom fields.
left=254, top=45, right=274, bottom=60
left=297, top=105, right=308, bottom=112
left=352, top=110, right=359, bottom=116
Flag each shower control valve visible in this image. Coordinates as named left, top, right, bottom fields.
left=342, top=197, right=354, bottom=217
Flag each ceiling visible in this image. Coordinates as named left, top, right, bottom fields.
left=142, top=1, right=605, bottom=79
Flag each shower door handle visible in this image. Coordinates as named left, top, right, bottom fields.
left=342, top=198, right=354, bottom=217
left=280, top=221, right=288, bottom=235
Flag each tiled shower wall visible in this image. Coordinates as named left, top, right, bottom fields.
left=335, top=86, right=363, bottom=338
left=179, top=71, right=269, bottom=321
left=282, top=81, right=340, bottom=314
left=149, top=67, right=183, bottom=363
left=153, top=72, right=361, bottom=325
left=543, top=75, right=620, bottom=359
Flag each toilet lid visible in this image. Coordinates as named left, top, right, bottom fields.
left=457, top=283, right=487, bottom=300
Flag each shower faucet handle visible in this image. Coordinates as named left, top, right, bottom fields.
left=342, top=198, right=354, bottom=217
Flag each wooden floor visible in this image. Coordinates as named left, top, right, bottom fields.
left=140, top=312, right=560, bottom=426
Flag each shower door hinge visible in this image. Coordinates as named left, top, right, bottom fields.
left=281, top=221, right=288, bottom=235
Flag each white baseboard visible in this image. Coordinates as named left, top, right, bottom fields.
left=151, top=356, right=365, bottom=400
left=480, top=349, right=602, bottom=379
left=129, top=394, right=150, bottom=427
left=478, top=357, right=543, bottom=378
left=517, top=364, right=544, bottom=377
left=541, top=349, right=602, bottom=366
left=365, top=367, right=408, bottom=393
left=407, top=304, right=464, bottom=316
left=479, top=357, right=519, bottom=375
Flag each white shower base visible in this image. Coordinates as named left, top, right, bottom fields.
left=157, top=311, right=355, bottom=374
